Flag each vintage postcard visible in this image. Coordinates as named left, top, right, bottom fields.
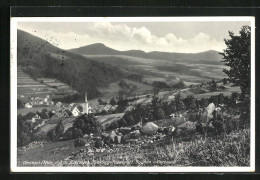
left=10, top=17, right=255, bottom=172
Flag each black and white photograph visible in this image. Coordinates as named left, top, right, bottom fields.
left=10, top=17, right=255, bottom=172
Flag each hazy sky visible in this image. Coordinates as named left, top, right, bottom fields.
left=18, top=21, right=250, bottom=53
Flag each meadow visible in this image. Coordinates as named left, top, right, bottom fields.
left=18, top=128, right=250, bottom=167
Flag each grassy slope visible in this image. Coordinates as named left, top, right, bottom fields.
left=18, top=129, right=250, bottom=167
left=98, top=79, right=154, bottom=98
left=82, top=54, right=226, bottom=83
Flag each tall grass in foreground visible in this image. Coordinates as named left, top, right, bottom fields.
left=64, top=128, right=250, bottom=167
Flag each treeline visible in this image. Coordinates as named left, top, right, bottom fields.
left=105, top=92, right=245, bottom=131
left=52, top=93, right=83, bottom=103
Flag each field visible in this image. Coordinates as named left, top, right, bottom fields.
left=98, top=79, right=153, bottom=98
left=18, top=66, right=77, bottom=99
left=17, top=106, right=57, bottom=116
left=84, top=55, right=226, bottom=85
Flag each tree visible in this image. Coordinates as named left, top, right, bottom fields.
left=153, top=107, right=165, bottom=120
left=110, top=98, right=117, bottom=106
left=123, top=112, right=135, bottom=126
left=220, top=26, right=251, bottom=97
left=209, top=80, right=217, bottom=92
left=47, top=121, right=64, bottom=141
left=223, top=78, right=228, bottom=85
left=184, top=95, right=196, bottom=110
left=73, top=114, right=102, bottom=135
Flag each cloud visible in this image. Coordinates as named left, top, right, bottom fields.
left=18, top=22, right=226, bottom=53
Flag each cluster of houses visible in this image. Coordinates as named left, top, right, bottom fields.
left=51, top=102, right=119, bottom=119
left=24, top=95, right=54, bottom=108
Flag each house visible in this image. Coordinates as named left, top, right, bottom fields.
left=62, top=109, right=72, bottom=117
left=69, top=103, right=76, bottom=110
left=56, top=102, right=62, bottom=107
left=25, top=103, right=32, bottom=108
left=51, top=114, right=59, bottom=120
left=31, top=114, right=41, bottom=123
left=72, top=106, right=83, bottom=117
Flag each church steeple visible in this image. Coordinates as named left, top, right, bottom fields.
left=83, top=92, right=89, bottom=114
left=85, top=93, right=88, bottom=103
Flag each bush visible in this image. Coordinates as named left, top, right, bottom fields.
left=18, top=132, right=31, bottom=147
left=17, top=115, right=33, bottom=147
left=74, top=138, right=87, bottom=147
left=73, top=114, right=102, bottom=135
left=95, top=139, right=104, bottom=148
left=63, top=127, right=83, bottom=140
left=47, top=121, right=64, bottom=141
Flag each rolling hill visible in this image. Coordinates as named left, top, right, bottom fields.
left=17, top=30, right=137, bottom=99
left=70, top=43, right=226, bottom=83
left=70, top=43, right=223, bottom=65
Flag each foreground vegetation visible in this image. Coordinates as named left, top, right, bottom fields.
left=18, top=128, right=250, bottom=167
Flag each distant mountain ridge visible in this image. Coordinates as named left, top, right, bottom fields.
left=70, top=43, right=223, bottom=63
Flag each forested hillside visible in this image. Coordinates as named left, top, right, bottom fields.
left=17, top=30, right=135, bottom=99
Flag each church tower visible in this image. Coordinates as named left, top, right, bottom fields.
left=83, top=92, right=89, bottom=114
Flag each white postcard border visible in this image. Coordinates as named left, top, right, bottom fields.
left=10, top=16, right=255, bottom=172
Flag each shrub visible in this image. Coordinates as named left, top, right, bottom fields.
left=17, top=115, right=33, bottom=147
left=18, top=132, right=31, bottom=147
left=63, top=127, right=83, bottom=140
left=95, top=139, right=104, bottom=148
left=73, top=114, right=102, bottom=135
left=47, top=121, right=64, bottom=141
left=74, top=138, right=87, bottom=147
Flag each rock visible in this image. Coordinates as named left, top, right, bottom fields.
left=130, top=130, right=141, bottom=139
left=95, top=139, right=104, bottom=148
left=206, top=103, right=215, bottom=119
left=119, top=127, right=132, bottom=135
left=83, top=134, right=89, bottom=138
left=74, top=138, right=88, bottom=148
left=140, top=122, right=159, bottom=136
left=115, top=135, right=122, bottom=144
left=178, top=121, right=196, bottom=130
left=107, top=131, right=117, bottom=143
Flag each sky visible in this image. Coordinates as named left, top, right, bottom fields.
left=18, top=21, right=250, bottom=53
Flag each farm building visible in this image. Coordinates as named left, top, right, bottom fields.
left=72, top=106, right=83, bottom=117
